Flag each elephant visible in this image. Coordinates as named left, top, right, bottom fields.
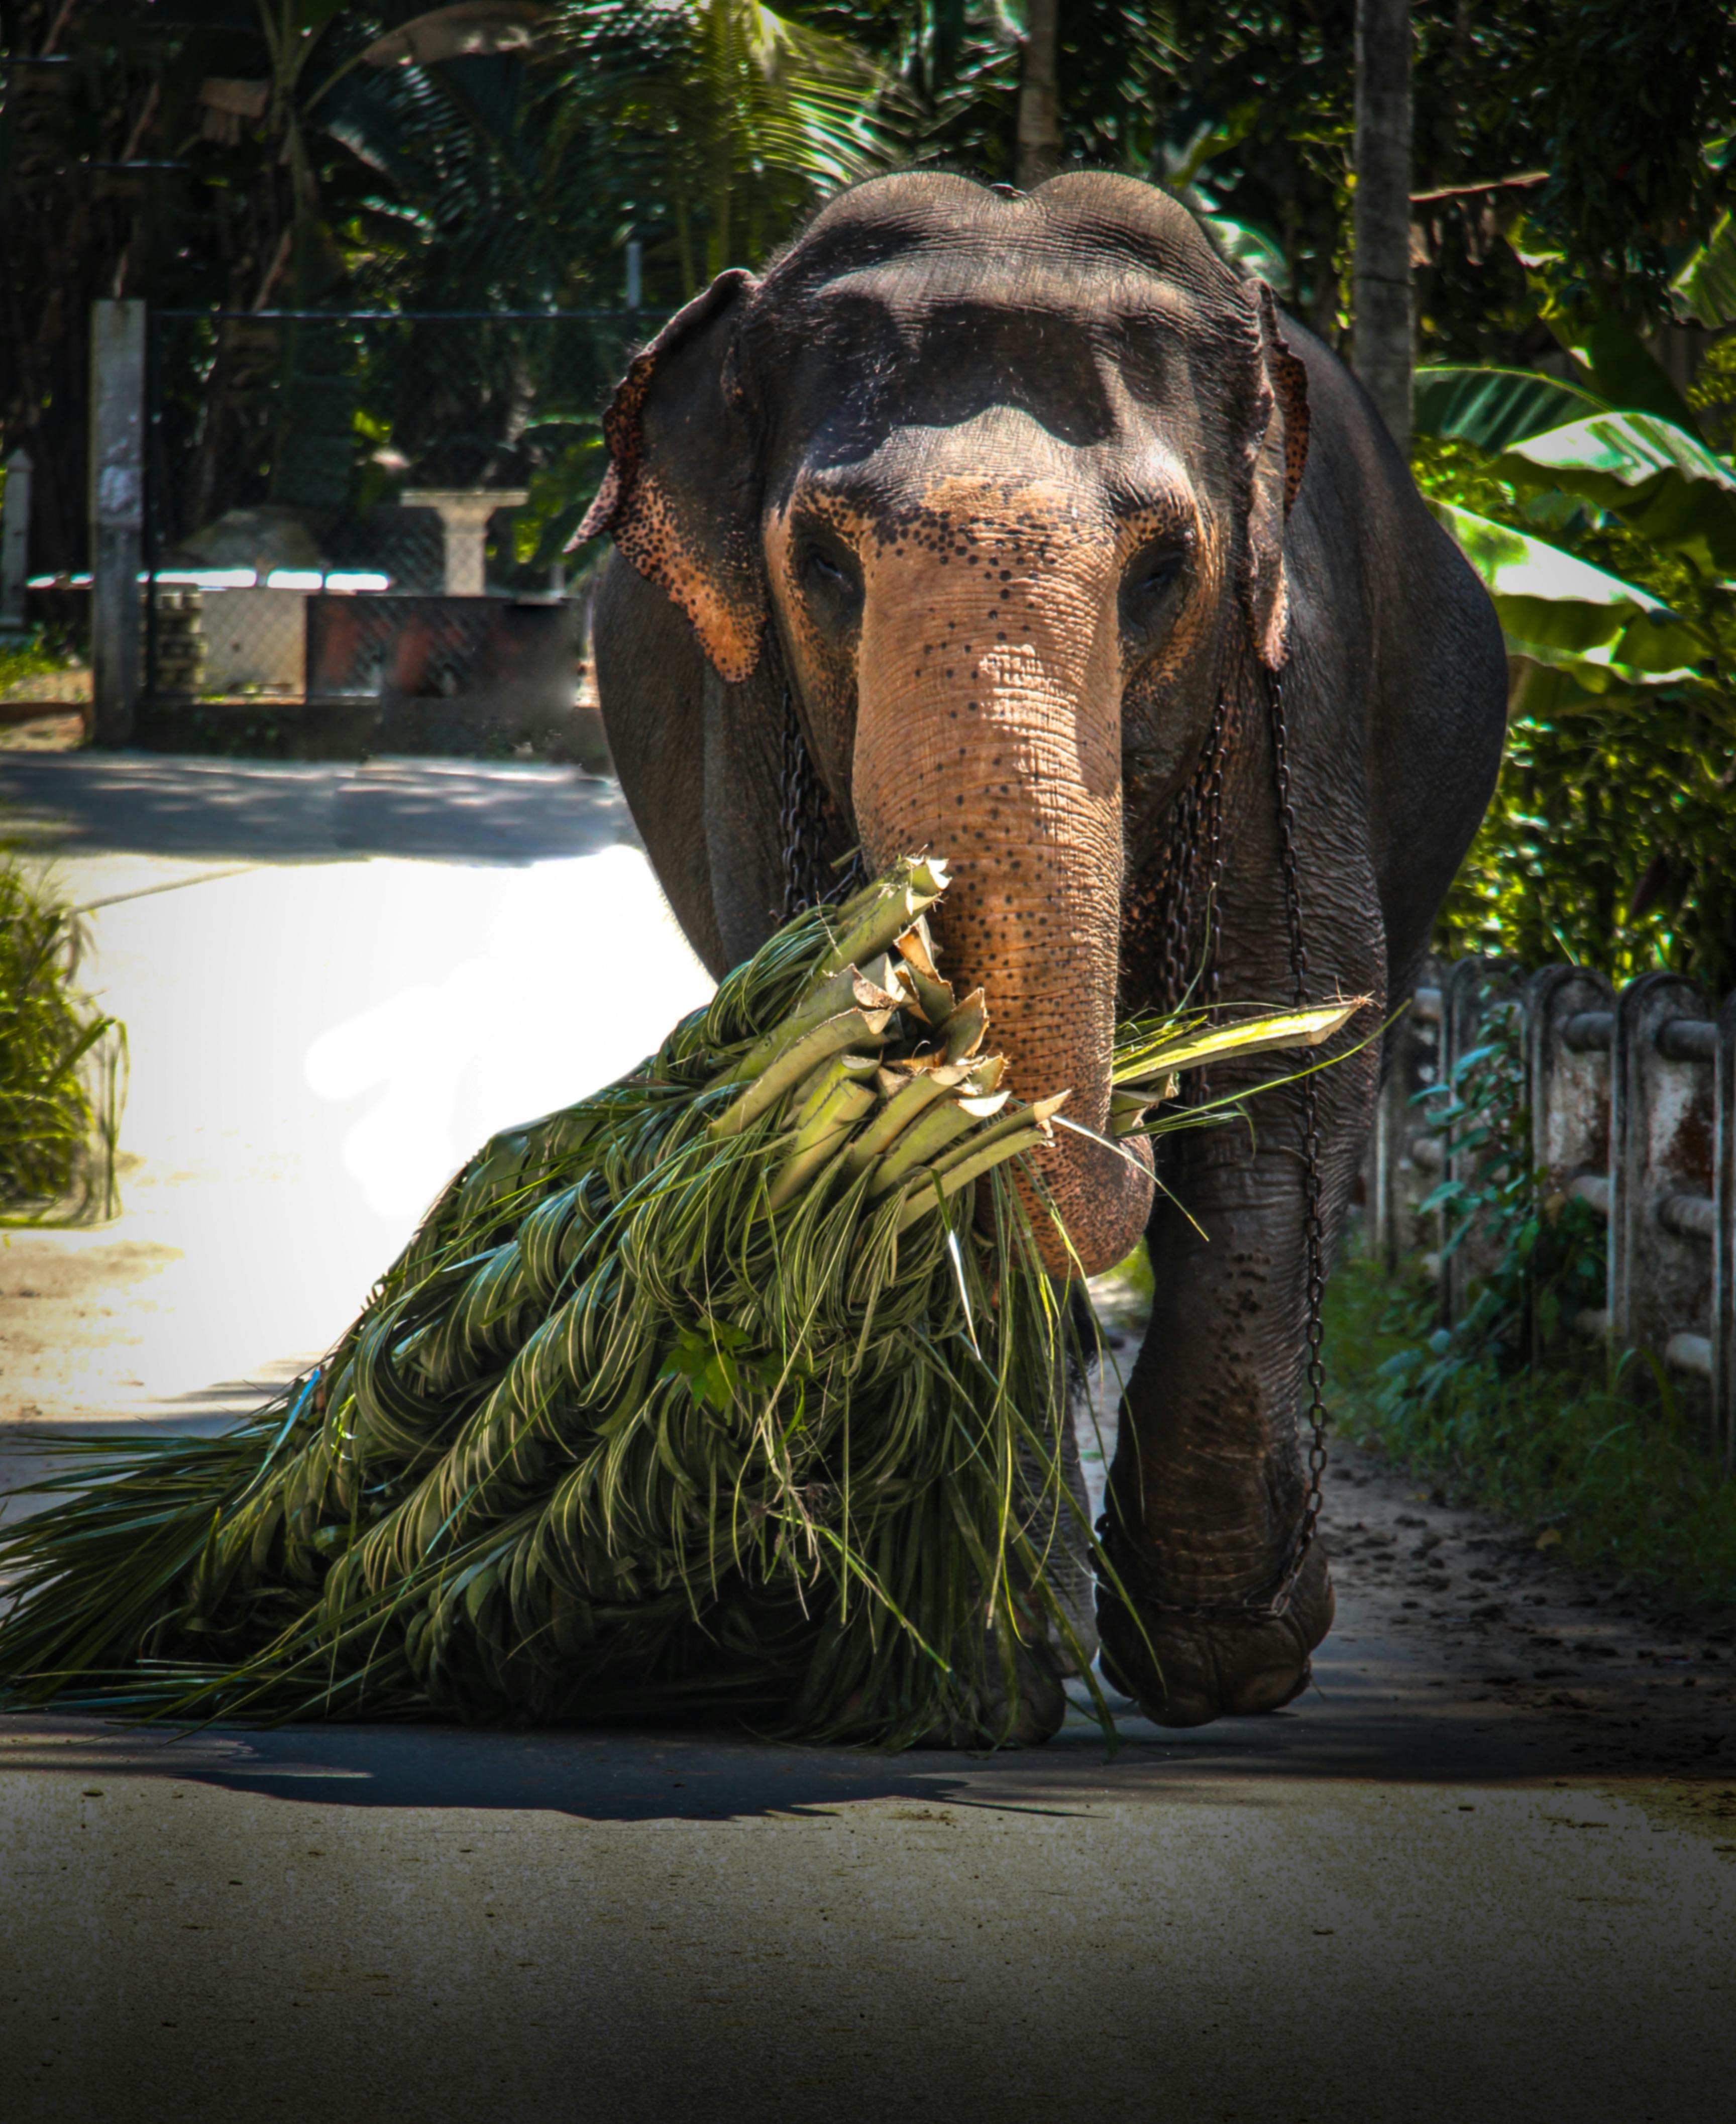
left=581, top=171, right=1508, bottom=1732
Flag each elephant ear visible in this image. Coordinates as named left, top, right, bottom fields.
left=1241, top=280, right=1311, bottom=671
left=576, top=269, right=767, bottom=684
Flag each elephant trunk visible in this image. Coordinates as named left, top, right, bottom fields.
left=849, top=472, right=1153, bottom=1278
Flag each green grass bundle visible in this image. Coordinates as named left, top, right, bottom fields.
left=0, top=855, right=1350, bottom=1746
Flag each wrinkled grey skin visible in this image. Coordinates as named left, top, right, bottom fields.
left=587, top=173, right=1507, bottom=1732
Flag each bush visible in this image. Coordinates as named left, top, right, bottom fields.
left=1326, top=1250, right=1736, bottom=1609
left=0, top=860, right=123, bottom=1221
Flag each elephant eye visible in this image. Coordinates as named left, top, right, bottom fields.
left=800, top=537, right=863, bottom=625
left=1120, top=543, right=1186, bottom=643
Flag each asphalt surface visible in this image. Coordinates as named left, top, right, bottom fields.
left=4, top=753, right=1735, bottom=2122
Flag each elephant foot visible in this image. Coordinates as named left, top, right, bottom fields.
left=1096, top=1540, right=1335, bottom=1730
left=916, top=1628, right=1068, bottom=1749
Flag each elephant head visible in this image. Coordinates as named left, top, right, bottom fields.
left=582, top=173, right=1309, bottom=1281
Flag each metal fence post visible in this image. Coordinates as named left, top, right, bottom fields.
left=89, top=298, right=146, bottom=745
left=1610, top=972, right=1717, bottom=1409
left=1715, top=991, right=1735, bottom=1467
left=1371, top=969, right=1441, bottom=1274
left=1, top=448, right=32, bottom=633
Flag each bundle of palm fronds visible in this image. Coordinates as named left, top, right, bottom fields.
left=0, top=854, right=1351, bottom=1745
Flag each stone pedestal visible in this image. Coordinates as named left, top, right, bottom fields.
left=400, top=489, right=528, bottom=596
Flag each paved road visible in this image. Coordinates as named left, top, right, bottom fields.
left=4, top=755, right=1735, bottom=2121
left=1, top=755, right=710, bottom=1423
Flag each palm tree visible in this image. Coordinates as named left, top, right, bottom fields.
left=555, top=1, right=893, bottom=296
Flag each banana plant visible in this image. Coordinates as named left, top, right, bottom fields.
left=1425, top=498, right=1709, bottom=694
left=1672, top=208, right=1736, bottom=330
left=1416, top=213, right=1736, bottom=705
left=1417, top=199, right=1736, bottom=988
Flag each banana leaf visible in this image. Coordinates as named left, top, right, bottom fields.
left=1414, top=365, right=1608, bottom=455
left=1491, top=412, right=1736, bottom=579
left=1672, top=209, right=1736, bottom=329
left=1428, top=499, right=1707, bottom=692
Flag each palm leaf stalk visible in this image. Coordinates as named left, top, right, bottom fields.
left=0, top=856, right=1354, bottom=1747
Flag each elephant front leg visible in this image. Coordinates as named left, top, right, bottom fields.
left=1096, top=1031, right=1377, bottom=1727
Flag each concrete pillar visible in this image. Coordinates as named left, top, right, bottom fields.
left=1370, top=966, right=1441, bottom=1276
left=1527, top=965, right=1614, bottom=1201
left=401, top=489, right=527, bottom=597
left=1, top=448, right=32, bottom=633
left=90, top=299, right=147, bottom=745
left=1525, top=964, right=1614, bottom=1359
left=1610, top=972, right=1716, bottom=1401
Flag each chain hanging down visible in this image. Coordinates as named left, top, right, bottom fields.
left=1262, top=665, right=1331, bottom=1617
left=1126, top=691, right=1232, bottom=1025
left=779, top=685, right=861, bottom=921
left=1099, top=670, right=1332, bottom=1626
left=777, top=666, right=1331, bottom=1625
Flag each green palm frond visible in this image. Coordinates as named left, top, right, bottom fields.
left=0, top=855, right=1354, bottom=1745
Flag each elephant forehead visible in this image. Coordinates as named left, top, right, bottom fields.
left=759, top=281, right=1243, bottom=477
left=815, top=257, right=1199, bottom=333
left=898, top=468, right=1096, bottom=533
left=780, top=453, right=1199, bottom=564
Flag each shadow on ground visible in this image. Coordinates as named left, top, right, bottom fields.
left=6, top=1422, right=1736, bottom=1819
left=0, top=753, right=634, bottom=866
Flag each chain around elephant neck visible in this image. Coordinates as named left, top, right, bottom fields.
left=780, top=685, right=858, bottom=920
left=1263, top=664, right=1331, bottom=1620
left=1157, top=689, right=1230, bottom=1019
left=777, top=669, right=1330, bottom=1622
left=1100, top=666, right=1331, bottom=1627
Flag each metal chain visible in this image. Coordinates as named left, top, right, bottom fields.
left=1263, top=665, right=1331, bottom=1615
left=779, top=685, right=830, bottom=921
left=1147, top=691, right=1230, bottom=1020
left=1098, top=669, right=1330, bottom=1625
left=777, top=667, right=1327, bottom=1625
left=780, top=684, right=861, bottom=921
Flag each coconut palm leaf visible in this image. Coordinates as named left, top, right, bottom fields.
left=0, top=854, right=1358, bottom=1744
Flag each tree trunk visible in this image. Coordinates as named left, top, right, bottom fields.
left=1353, top=0, right=1413, bottom=453
left=1015, top=0, right=1060, bottom=191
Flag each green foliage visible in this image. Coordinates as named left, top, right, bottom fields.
left=1328, top=1255, right=1736, bottom=1610
left=0, top=858, right=1095, bottom=1744
left=1415, top=248, right=1736, bottom=993
left=0, top=853, right=1355, bottom=1737
left=1385, top=1002, right=1608, bottom=1397
left=0, top=635, right=75, bottom=698
left=1328, top=1002, right=1736, bottom=1608
left=0, top=862, right=123, bottom=1222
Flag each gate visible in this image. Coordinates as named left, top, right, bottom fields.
left=142, top=307, right=659, bottom=756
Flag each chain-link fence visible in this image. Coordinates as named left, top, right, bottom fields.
left=143, top=308, right=659, bottom=751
